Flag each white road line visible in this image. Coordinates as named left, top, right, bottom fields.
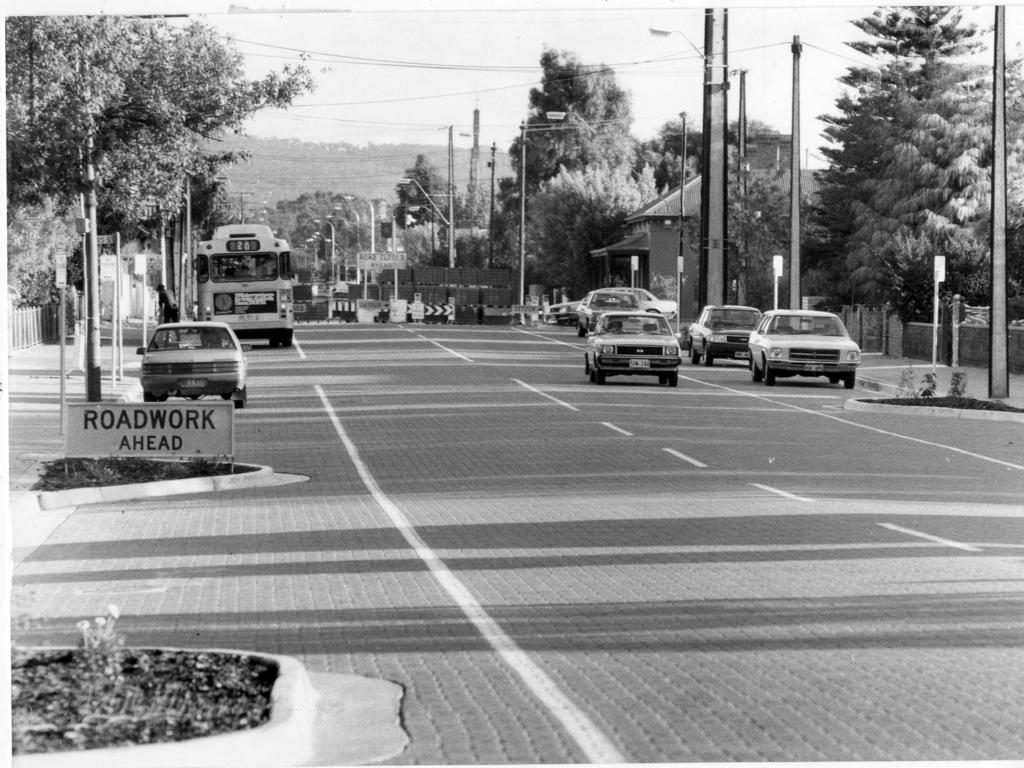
left=314, top=385, right=623, bottom=764
left=601, top=422, right=634, bottom=436
left=679, top=373, right=1024, bottom=472
left=292, top=336, right=307, bottom=360
left=663, top=448, right=709, bottom=468
left=878, top=522, right=983, bottom=552
left=513, top=379, right=580, bottom=411
left=750, top=483, right=815, bottom=503
left=405, top=328, right=475, bottom=362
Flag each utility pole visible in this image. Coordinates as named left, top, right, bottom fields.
left=488, top=142, right=497, bottom=269
left=84, top=135, right=102, bottom=402
left=678, top=112, right=687, bottom=332
left=448, top=125, right=456, bottom=268
left=990, top=5, right=1008, bottom=398
left=699, top=8, right=728, bottom=308
left=789, top=35, right=803, bottom=310
left=735, top=68, right=748, bottom=304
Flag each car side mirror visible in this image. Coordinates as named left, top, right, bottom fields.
left=136, top=347, right=145, bottom=355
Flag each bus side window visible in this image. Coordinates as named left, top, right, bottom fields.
left=196, top=254, right=209, bottom=283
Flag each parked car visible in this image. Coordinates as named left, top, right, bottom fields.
left=137, top=322, right=249, bottom=408
left=747, top=310, right=861, bottom=389
left=602, top=287, right=678, bottom=319
left=584, top=311, right=682, bottom=386
left=576, top=289, right=641, bottom=337
left=543, top=300, right=581, bottom=326
left=688, top=304, right=762, bottom=366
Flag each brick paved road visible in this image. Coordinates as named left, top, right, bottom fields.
left=11, top=323, right=1024, bottom=763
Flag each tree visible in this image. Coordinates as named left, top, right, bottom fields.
left=635, top=117, right=702, bottom=193
left=815, top=6, right=993, bottom=305
left=531, top=162, right=657, bottom=298
left=6, top=14, right=313, bottom=293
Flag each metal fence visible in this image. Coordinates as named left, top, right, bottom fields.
left=8, top=305, right=60, bottom=350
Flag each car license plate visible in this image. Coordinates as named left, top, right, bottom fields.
left=178, top=378, right=208, bottom=389
left=629, top=359, right=650, bottom=368
left=735, top=351, right=749, bottom=359
left=805, top=364, right=824, bottom=372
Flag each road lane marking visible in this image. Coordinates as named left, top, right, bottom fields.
left=291, top=335, right=306, bottom=360
left=315, top=385, right=624, bottom=764
left=680, top=374, right=1024, bottom=472
left=405, top=327, right=475, bottom=362
left=663, top=448, right=708, bottom=468
left=878, top=522, right=983, bottom=552
left=513, top=379, right=580, bottom=411
left=750, top=483, right=814, bottom=503
left=601, top=422, right=634, bottom=436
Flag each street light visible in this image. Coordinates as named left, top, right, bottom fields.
left=518, top=111, right=573, bottom=316
left=398, top=177, right=452, bottom=267
left=313, top=218, right=336, bottom=286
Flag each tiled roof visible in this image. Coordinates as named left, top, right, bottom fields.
left=627, top=169, right=825, bottom=223
left=589, top=230, right=649, bottom=257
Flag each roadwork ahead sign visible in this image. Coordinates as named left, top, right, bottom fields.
left=65, top=402, right=234, bottom=459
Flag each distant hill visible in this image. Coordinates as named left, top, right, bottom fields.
left=210, top=135, right=513, bottom=205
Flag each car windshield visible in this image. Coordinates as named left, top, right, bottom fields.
left=149, top=327, right=236, bottom=351
left=601, top=316, right=671, bottom=335
left=592, top=294, right=639, bottom=309
left=769, top=315, right=846, bottom=336
left=710, top=309, right=760, bottom=328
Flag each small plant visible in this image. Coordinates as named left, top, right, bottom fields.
left=895, top=363, right=916, bottom=398
left=917, top=372, right=937, bottom=398
left=948, top=368, right=968, bottom=399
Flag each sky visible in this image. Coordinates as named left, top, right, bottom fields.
left=9, top=1, right=1024, bottom=173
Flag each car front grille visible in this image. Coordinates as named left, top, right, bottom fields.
left=725, top=334, right=750, bottom=343
left=143, top=361, right=240, bottom=375
left=614, top=345, right=668, bottom=355
left=789, top=348, right=840, bottom=362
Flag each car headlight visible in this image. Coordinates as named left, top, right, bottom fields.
left=846, top=349, right=861, bottom=362
left=663, top=346, right=678, bottom=356
left=711, top=333, right=728, bottom=342
left=601, top=345, right=615, bottom=354
left=768, top=347, right=784, bottom=360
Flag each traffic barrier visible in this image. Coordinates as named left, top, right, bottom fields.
left=454, top=305, right=480, bottom=324
left=331, top=299, right=358, bottom=322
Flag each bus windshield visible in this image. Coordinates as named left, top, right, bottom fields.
left=208, top=253, right=279, bottom=282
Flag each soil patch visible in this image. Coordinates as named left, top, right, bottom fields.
left=11, top=647, right=275, bottom=755
left=865, top=396, right=1024, bottom=413
left=33, top=457, right=258, bottom=492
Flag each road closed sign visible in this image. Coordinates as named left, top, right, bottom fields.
left=65, top=402, right=234, bottom=458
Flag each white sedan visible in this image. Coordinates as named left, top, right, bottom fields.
left=602, top=288, right=678, bottom=320
left=748, top=310, right=861, bottom=389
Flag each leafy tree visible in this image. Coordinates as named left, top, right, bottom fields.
left=635, top=117, right=702, bottom=193
left=883, top=229, right=988, bottom=320
left=531, top=162, right=657, bottom=298
left=7, top=198, right=79, bottom=307
left=6, top=15, right=313, bottom=297
left=816, top=6, right=992, bottom=305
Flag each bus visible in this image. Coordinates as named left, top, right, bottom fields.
left=194, top=224, right=295, bottom=348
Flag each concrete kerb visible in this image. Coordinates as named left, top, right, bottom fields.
left=852, top=372, right=1024, bottom=422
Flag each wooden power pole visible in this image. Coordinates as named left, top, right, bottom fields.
left=789, top=35, right=802, bottom=310
left=699, top=8, right=728, bottom=308
left=990, top=5, right=1009, bottom=398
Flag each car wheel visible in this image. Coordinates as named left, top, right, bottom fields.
left=667, top=371, right=679, bottom=388
left=584, top=354, right=590, bottom=376
left=702, top=346, right=714, bottom=367
left=751, top=357, right=763, bottom=382
left=577, top=323, right=586, bottom=338
left=843, top=372, right=856, bottom=390
left=589, top=368, right=596, bottom=383
left=596, top=369, right=606, bottom=385
left=764, top=361, right=776, bottom=386
left=143, top=391, right=157, bottom=402
left=234, top=386, right=247, bottom=409
left=827, top=375, right=839, bottom=384
left=690, top=346, right=701, bottom=365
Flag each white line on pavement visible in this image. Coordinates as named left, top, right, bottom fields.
left=405, top=327, right=475, bottom=362
left=663, top=448, right=709, bottom=468
left=878, top=522, right=983, bottom=552
left=314, top=385, right=624, bottom=764
left=679, top=374, right=1024, bottom=472
left=513, top=379, right=580, bottom=411
left=292, top=336, right=306, bottom=360
left=750, top=483, right=815, bottom=503
left=601, top=422, right=634, bottom=436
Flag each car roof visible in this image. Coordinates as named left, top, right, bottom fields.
left=600, top=311, right=664, bottom=320
left=154, top=321, right=235, bottom=330
left=763, top=309, right=838, bottom=317
left=706, top=304, right=761, bottom=311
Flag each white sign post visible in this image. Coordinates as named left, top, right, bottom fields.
left=630, top=255, right=639, bottom=288
left=676, top=256, right=684, bottom=335
left=932, top=254, right=946, bottom=373
left=772, top=255, right=784, bottom=310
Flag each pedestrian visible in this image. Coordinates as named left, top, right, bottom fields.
left=157, top=284, right=179, bottom=323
